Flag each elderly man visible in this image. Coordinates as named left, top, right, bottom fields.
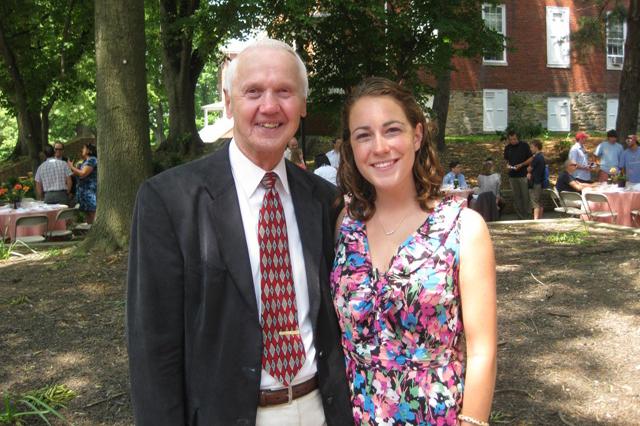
left=34, top=144, right=72, bottom=205
left=569, top=131, right=594, bottom=183
left=556, top=159, right=597, bottom=193
left=127, top=39, right=351, bottom=425
left=619, top=134, right=640, bottom=184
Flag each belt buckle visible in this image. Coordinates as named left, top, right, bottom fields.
left=287, top=384, right=293, bottom=404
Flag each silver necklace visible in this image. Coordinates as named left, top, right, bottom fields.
left=377, top=211, right=413, bottom=236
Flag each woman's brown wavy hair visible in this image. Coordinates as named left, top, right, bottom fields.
left=337, top=77, right=444, bottom=221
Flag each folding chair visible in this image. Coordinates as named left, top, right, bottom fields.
left=583, top=192, right=618, bottom=224
left=631, top=209, right=640, bottom=227
left=559, top=191, right=589, bottom=219
left=14, top=215, right=49, bottom=244
left=46, top=208, right=78, bottom=240
left=543, top=188, right=567, bottom=215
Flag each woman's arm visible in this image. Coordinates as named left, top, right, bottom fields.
left=68, top=160, right=94, bottom=178
left=458, top=208, right=497, bottom=424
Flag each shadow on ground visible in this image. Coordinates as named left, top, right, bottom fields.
left=0, top=219, right=639, bottom=425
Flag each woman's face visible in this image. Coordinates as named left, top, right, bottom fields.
left=81, top=146, right=88, bottom=157
left=348, top=95, right=422, bottom=195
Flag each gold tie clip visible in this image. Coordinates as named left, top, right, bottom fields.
left=278, top=330, right=300, bottom=336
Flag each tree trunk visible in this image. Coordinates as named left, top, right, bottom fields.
left=153, top=101, right=166, bottom=145
left=157, top=0, right=205, bottom=155
left=16, top=110, right=43, bottom=173
left=90, top=0, right=152, bottom=252
left=9, top=121, right=27, bottom=160
left=432, top=68, right=452, bottom=152
left=41, top=100, right=55, bottom=149
left=616, top=0, right=640, bottom=138
left=161, top=67, right=204, bottom=154
left=0, top=20, right=44, bottom=173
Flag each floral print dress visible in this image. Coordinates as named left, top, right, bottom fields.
left=331, top=197, right=465, bottom=425
left=77, top=156, right=97, bottom=212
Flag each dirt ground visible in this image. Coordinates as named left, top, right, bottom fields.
left=1, top=220, right=638, bottom=425
left=1, top=137, right=639, bottom=425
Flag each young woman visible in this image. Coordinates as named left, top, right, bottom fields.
left=67, top=143, right=97, bottom=224
left=331, top=77, right=497, bottom=426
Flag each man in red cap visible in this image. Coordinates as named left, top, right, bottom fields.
left=569, top=131, right=594, bottom=183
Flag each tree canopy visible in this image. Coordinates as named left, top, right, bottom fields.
left=263, top=1, right=504, bottom=110
left=574, top=0, right=640, bottom=138
left=0, top=0, right=94, bottom=171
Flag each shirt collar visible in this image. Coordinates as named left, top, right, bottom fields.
left=228, top=139, right=290, bottom=197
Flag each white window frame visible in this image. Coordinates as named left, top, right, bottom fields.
left=483, top=89, right=508, bottom=132
left=547, top=97, right=571, bottom=132
left=482, top=3, right=507, bottom=65
left=546, top=6, right=571, bottom=69
left=606, top=12, right=626, bottom=70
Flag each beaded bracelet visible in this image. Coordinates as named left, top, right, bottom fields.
left=458, top=414, right=489, bottom=426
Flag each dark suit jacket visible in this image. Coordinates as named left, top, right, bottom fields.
left=126, top=143, right=352, bottom=425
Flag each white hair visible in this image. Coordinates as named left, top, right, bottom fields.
left=223, top=38, right=309, bottom=98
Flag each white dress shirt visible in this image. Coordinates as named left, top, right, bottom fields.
left=228, top=140, right=317, bottom=390
left=313, top=164, right=337, bottom=186
left=325, top=149, right=340, bottom=169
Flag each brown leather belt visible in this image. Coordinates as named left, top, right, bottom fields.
left=258, top=375, right=318, bottom=407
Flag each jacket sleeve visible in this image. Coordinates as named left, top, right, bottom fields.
left=126, top=180, right=186, bottom=425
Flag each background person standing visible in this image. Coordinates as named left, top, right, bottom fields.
left=503, top=130, right=532, bottom=219
left=594, top=130, right=623, bottom=182
left=569, top=132, right=594, bottom=183
left=67, top=143, right=97, bottom=224
left=620, top=134, right=640, bottom=184
left=527, top=140, right=545, bottom=220
left=34, top=144, right=73, bottom=205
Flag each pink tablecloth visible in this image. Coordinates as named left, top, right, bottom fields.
left=583, top=187, right=640, bottom=227
left=0, top=203, right=68, bottom=241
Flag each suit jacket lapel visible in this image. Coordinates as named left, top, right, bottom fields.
left=204, top=143, right=259, bottom=317
left=287, top=163, right=322, bottom=333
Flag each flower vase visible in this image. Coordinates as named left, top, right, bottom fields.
left=607, top=177, right=613, bottom=185
left=12, top=200, right=20, bottom=209
left=617, top=179, right=626, bottom=188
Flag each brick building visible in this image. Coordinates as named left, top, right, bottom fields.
left=446, top=0, right=631, bottom=135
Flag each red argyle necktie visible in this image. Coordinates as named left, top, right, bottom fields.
left=258, top=172, right=305, bottom=386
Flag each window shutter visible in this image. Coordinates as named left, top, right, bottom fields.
left=546, top=7, right=570, bottom=68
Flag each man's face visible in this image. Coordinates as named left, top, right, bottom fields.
left=530, top=143, right=538, bottom=154
left=608, top=136, right=617, bottom=144
left=453, top=164, right=462, bottom=175
left=225, top=48, right=306, bottom=170
left=54, top=144, right=64, bottom=159
left=627, top=135, right=638, bottom=149
left=508, top=134, right=518, bottom=145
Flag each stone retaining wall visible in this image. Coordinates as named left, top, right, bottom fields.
left=445, top=90, right=639, bottom=135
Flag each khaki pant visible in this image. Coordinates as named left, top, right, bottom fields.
left=529, top=184, right=542, bottom=209
left=256, top=389, right=327, bottom=426
left=509, top=177, right=531, bottom=219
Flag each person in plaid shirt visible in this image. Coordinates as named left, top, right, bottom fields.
left=35, top=144, right=72, bottom=205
